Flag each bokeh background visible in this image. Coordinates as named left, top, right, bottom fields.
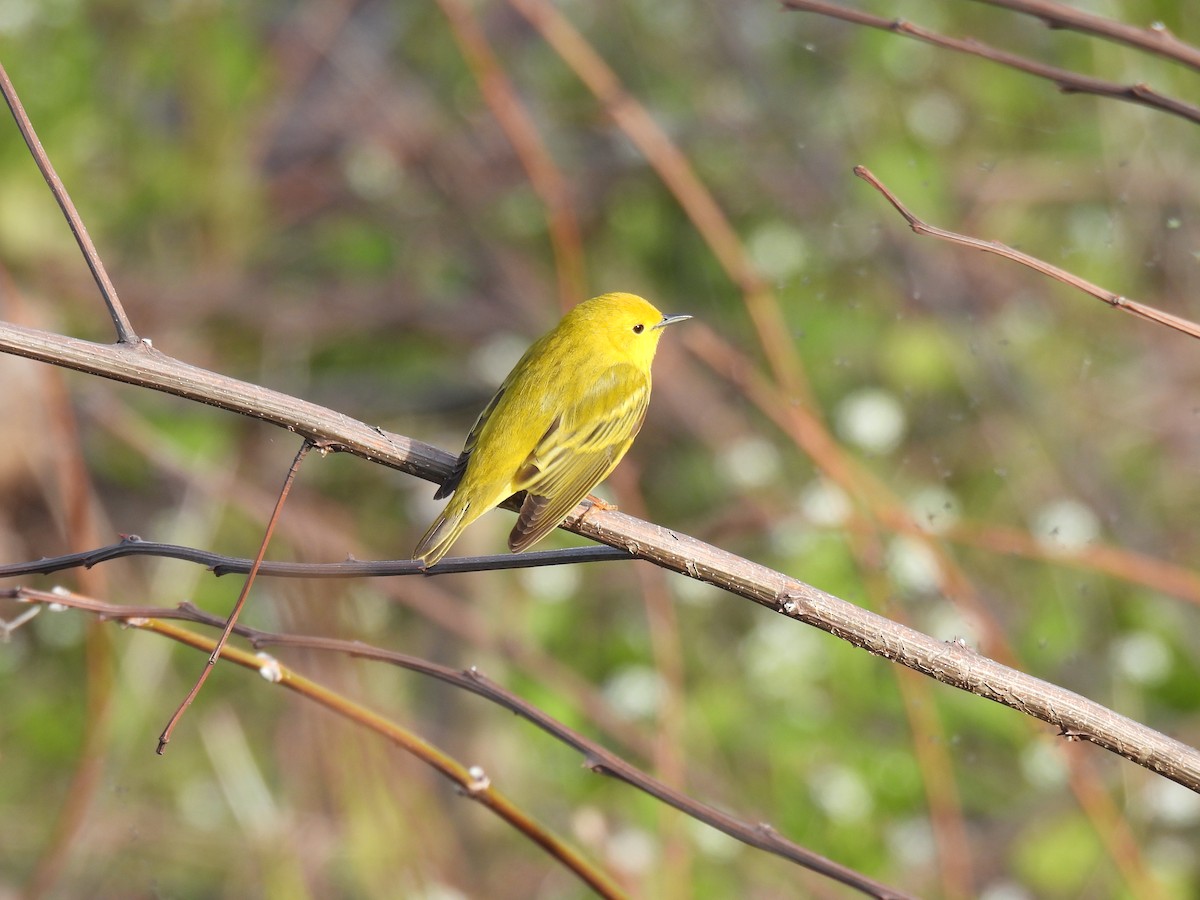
left=3, top=1, right=1200, bottom=897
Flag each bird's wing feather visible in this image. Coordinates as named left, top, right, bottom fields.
left=434, top=386, right=506, bottom=500
left=508, top=364, right=649, bottom=552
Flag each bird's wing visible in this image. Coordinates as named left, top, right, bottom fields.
left=508, top=364, right=650, bottom=552
left=434, top=386, right=506, bottom=500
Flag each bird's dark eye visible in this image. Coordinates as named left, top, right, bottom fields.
left=632, top=323, right=645, bottom=334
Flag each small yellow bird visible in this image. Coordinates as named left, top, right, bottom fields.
left=413, top=292, right=689, bottom=568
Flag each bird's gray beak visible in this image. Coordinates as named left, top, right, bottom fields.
left=653, top=314, right=692, bottom=330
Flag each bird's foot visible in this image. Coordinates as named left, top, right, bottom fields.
left=585, top=494, right=618, bottom=512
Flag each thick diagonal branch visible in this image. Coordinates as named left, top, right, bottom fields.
left=1, top=318, right=1197, bottom=793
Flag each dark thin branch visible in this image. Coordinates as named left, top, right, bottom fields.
left=0, top=62, right=138, bottom=343
left=6, top=586, right=913, bottom=900
left=968, top=0, right=1200, bottom=73
left=853, top=165, right=1200, bottom=341
left=781, top=0, right=1200, bottom=127
left=0, top=536, right=632, bottom=579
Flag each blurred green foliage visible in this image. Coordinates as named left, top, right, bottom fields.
left=2, top=1, right=1200, bottom=897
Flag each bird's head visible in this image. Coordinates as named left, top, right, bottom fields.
left=572, top=292, right=691, bottom=369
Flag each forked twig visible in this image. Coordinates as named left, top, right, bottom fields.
left=854, top=165, right=1200, bottom=340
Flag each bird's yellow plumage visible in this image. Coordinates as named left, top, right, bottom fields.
left=413, top=292, right=689, bottom=567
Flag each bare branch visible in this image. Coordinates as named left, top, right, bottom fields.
left=0, top=62, right=138, bottom=343
left=968, top=0, right=1200, bottom=73
left=854, top=166, right=1200, bottom=341
left=8, top=587, right=629, bottom=899
left=3, top=316, right=1199, bottom=792
left=781, top=0, right=1200, bottom=127
left=0, top=319, right=450, bottom=483
left=8, top=586, right=915, bottom=900
left=570, top=507, right=1200, bottom=793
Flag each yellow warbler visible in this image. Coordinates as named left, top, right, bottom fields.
left=413, top=292, right=689, bottom=567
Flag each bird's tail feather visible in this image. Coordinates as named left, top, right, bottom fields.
left=412, top=501, right=471, bottom=568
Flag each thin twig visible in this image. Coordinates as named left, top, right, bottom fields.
left=854, top=165, right=1200, bottom=340
left=8, top=586, right=914, bottom=900
left=967, top=0, right=1200, bottom=73
left=157, top=440, right=313, bottom=753
left=781, top=0, right=1200, bottom=127
left=437, top=0, right=588, bottom=310
left=10, top=588, right=627, bottom=899
left=0, top=62, right=138, bottom=343
left=946, top=521, right=1200, bottom=607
